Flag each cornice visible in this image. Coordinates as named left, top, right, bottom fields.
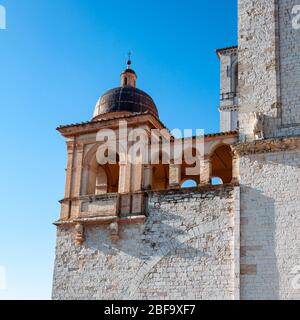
left=233, top=136, right=300, bottom=156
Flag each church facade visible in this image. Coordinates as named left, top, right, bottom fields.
left=52, top=0, right=300, bottom=300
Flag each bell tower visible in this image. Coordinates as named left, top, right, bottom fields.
left=216, top=46, right=239, bottom=132
left=236, top=0, right=300, bottom=300
left=238, top=0, right=300, bottom=141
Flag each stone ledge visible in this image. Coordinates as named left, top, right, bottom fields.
left=148, top=183, right=239, bottom=197
left=54, top=215, right=146, bottom=227
left=233, top=136, right=300, bottom=156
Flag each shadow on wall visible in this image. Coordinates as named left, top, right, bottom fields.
left=85, top=211, right=212, bottom=259
left=240, top=186, right=279, bottom=300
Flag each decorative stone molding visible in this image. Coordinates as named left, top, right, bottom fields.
left=233, top=136, right=300, bottom=156
left=252, top=112, right=265, bottom=140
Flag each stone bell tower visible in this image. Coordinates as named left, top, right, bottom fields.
left=238, top=0, right=300, bottom=141
left=235, top=0, right=300, bottom=300
left=52, top=1, right=300, bottom=300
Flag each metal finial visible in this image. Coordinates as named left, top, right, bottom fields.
left=127, top=51, right=132, bottom=69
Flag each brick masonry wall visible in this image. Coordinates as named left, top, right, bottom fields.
left=239, top=150, right=300, bottom=300
left=52, top=187, right=238, bottom=300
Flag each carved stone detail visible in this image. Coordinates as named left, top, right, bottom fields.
left=252, top=112, right=265, bottom=140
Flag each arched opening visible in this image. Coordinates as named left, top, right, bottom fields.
left=211, top=177, right=223, bottom=186
left=152, top=152, right=169, bottom=191
left=124, top=77, right=128, bottom=86
left=211, top=144, right=232, bottom=184
left=181, top=179, right=197, bottom=188
left=86, top=154, right=120, bottom=195
left=181, top=147, right=201, bottom=185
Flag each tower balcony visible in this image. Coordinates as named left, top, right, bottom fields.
left=56, top=192, right=148, bottom=226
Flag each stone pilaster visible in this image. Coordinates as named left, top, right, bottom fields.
left=200, top=157, right=212, bottom=185
left=143, top=165, right=153, bottom=190
left=169, top=164, right=181, bottom=188
left=118, top=163, right=131, bottom=194
left=73, top=143, right=85, bottom=197
left=231, top=152, right=240, bottom=184
left=64, top=140, right=75, bottom=199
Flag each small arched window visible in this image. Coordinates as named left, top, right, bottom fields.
left=211, top=177, right=223, bottom=186
left=124, top=77, right=128, bottom=86
left=181, top=180, right=197, bottom=188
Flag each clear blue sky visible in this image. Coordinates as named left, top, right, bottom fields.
left=0, top=0, right=237, bottom=300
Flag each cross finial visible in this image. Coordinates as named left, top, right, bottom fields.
left=127, top=51, right=132, bottom=69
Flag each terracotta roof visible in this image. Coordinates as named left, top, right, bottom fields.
left=216, top=45, right=238, bottom=58
left=179, top=131, right=238, bottom=140
left=205, top=130, right=238, bottom=138
left=57, top=111, right=167, bottom=134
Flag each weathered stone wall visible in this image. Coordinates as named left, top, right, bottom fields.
left=238, top=0, right=300, bottom=299
left=278, top=0, right=300, bottom=135
left=239, top=149, right=300, bottom=300
left=52, top=186, right=239, bottom=300
left=238, top=0, right=279, bottom=140
left=219, top=50, right=239, bottom=133
left=238, top=0, right=300, bottom=140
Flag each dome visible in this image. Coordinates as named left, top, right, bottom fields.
left=93, top=86, right=159, bottom=119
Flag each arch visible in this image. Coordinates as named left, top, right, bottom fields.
left=211, top=177, right=223, bottom=186
left=181, top=179, right=197, bottom=188
left=151, top=151, right=169, bottom=191
left=83, top=141, right=127, bottom=168
left=82, top=145, right=120, bottom=195
left=211, top=144, right=233, bottom=184
left=95, top=166, right=108, bottom=195
left=181, top=146, right=201, bottom=185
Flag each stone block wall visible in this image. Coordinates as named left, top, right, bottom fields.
left=239, top=149, right=300, bottom=300
left=238, top=0, right=300, bottom=140
left=52, top=186, right=239, bottom=300
left=278, top=0, right=300, bottom=135
left=238, top=0, right=279, bottom=140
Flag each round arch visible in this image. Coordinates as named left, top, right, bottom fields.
left=210, top=144, right=233, bottom=184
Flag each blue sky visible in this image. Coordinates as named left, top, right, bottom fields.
left=0, top=0, right=237, bottom=299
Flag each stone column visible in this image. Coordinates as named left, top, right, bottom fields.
left=118, top=163, right=131, bottom=194
left=200, top=157, right=212, bottom=185
left=169, top=164, right=181, bottom=189
left=64, top=140, right=75, bottom=199
left=231, top=151, right=240, bottom=184
left=132, top=163, right=143, bottom=193
left=61, top=140, right=75, bottom=220
left=72, top=143, right=85, bottom=217
left=73, top=143, right=85, bottom=197
left=81, top=164, right=90, bottom=196
left=143, top=165, right=153, bottom=190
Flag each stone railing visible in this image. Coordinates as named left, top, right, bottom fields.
left=79, top=192, right=147, bottom=219
left=80, top=193, right=119, bottom=217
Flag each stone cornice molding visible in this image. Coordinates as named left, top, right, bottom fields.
left=233, top=136, right=300, bottom=156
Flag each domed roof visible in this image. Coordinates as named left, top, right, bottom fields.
left=93, top=59, right=159, bottom=119
left=93, top=86, right=159, bottom=119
